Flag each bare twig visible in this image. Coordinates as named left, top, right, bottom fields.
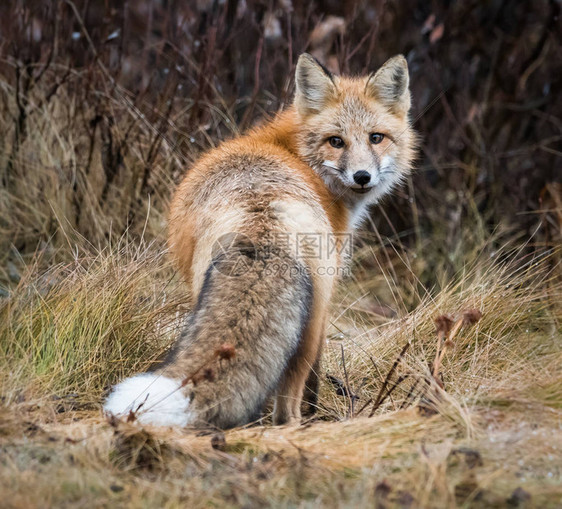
left=359, top=342, right=410, bottom=418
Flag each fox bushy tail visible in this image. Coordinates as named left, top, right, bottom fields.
left=104, top=242, right=313, bottom=429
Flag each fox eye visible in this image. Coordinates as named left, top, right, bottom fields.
left=369, top=133, right=385, bottom=144
left=328, top=136, right=345, bottom=149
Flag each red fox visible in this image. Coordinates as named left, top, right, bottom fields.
left=104, top=53, right=416, bottom=428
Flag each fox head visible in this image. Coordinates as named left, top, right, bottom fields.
left=294, top=53, right=416, bottom=211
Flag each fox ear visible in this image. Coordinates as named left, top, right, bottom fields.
left=366, top=55, right=411, bottom=115
left=295, top=53, right=337, bottom=115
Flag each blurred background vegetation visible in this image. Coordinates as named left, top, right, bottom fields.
left=0, top=0, right=560, bottom=290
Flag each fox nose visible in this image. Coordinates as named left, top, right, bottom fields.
left=353, top=170, right=371, bottom=186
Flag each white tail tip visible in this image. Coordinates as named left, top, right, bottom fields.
left=103, top=373, right=192, bottom=427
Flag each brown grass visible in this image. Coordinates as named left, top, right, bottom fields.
left=1, top=236, right=560, bottom=507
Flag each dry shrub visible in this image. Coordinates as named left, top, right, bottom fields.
left=0, top=0, right=560, bottom=284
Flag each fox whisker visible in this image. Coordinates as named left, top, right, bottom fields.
left=322, top=160, right=343, bottom=172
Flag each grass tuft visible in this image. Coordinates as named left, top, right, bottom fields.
left=0, top=243, right=186, bottom=405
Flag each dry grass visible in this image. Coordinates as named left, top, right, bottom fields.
left=1, top=233, right=561, bottom=507
left=0, top=243, right=187, bottom=404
